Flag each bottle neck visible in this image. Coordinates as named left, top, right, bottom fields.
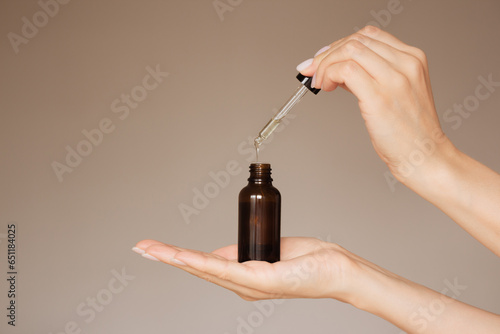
left=248, top=163, right=273, bottom=184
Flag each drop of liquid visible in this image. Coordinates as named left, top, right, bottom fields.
left=254, top=138, right=260, bottom=162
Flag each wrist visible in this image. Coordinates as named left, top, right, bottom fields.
left=345, top=261, right=424, bottom=332
left=345, top=260, right=401, bottom=312
left=330, top=251, right=402, bottom=311
left=390, top=133, right=462, bottom=195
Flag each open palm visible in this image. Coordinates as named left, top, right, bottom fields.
left=134, top=237, right=357, bottom=302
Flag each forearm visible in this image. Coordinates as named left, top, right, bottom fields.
left=349, top=262, right=500, bottom=333
left=400, top=140, right=500, bottom=256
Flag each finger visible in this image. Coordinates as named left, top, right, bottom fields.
left=357, top=25, right=427, bottom=66
left=299, top=37, right=346, bottom=77
left=145, top=244, right=281, bottom=299
left=343, top=35, right=423, bottom=77
left=314, top=38, right=396, bottom=90
left=133, top=239, right=167, bottom=255
left=299, top=32, right=382, bottom=77
left=353, top=34, right=431, bottom=94
left=315, top=31, right=432, bottom=110
left=172, top=249, right=289, bottom=294
left=357, top=26, right=431, bottom=91
left=136, top=240, right=193, bottom=253
left=135, top=239, right=164, bottom=249
left=302, top=26, right=427, bottom=85
left=319, top=60, right=380, bottom=105
left=176, top=251, right=311, bottom=299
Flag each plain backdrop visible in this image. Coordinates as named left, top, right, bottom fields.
left=1, top=0, right=500, bottom=333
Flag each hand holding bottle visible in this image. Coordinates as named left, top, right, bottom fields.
left=133, top=237, right=359, bottom=301
left=133, top=237, right=500, bottom=333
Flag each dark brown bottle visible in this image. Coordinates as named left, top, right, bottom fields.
left=238, top=163, right=281, bottom=263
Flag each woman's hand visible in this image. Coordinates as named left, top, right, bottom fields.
left=297, top=25, right=455, bottom=183
left=133, top=237, right=366, bottom=302
left=296, top=26, right=500, bottom=257
left=133, top=237, right=500, bottom=333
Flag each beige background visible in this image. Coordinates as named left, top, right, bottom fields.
left=1, top=0, right=500, bottom=333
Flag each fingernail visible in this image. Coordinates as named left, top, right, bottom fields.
left=142, top=253, right=160, bottom=261
left=311, top=72, right=317, bottom=88
left=314, top=45, right=330, bottom=56
left=132, top=247, right=145, bottom=255
left=296, top=58, right=313, bottom=72
left=171, top=258, right=186, bottom=266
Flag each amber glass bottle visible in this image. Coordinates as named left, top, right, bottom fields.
left=238, top=163, right=281, bottom=263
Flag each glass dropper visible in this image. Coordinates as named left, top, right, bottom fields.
left=254, top=73, right=320, bottom=152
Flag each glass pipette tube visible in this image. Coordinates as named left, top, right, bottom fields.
left=253, top=73, right=320, bottom=161
left=254, top=84, right=309, bottom=148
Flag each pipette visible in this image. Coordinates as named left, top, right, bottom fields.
left=253, top=74, right=320, bottom=157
